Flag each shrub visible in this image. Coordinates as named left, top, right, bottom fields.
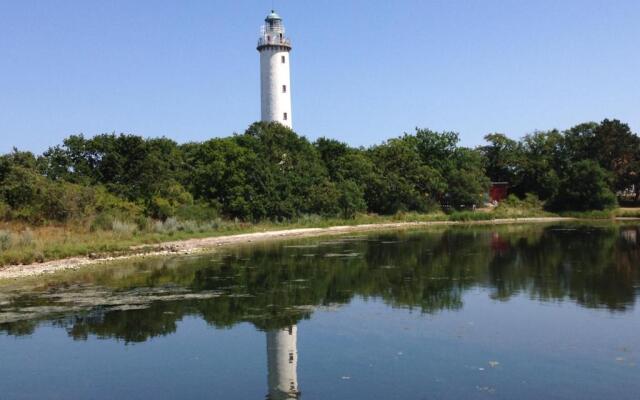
left=18, top=229, right=34, bottom=247
left=149, top=183, right=194, bottom=220
left=135, top=215, right=152, bottom=232
left=150, top=196, right=174, bottom=221
left=153, top=217, right=180, bottom=234
left=93, top=187, right=144, bottom=221
left=501, top=193, right=543, bottom=209
left=163, top=217, right=179, bottom=232
left=111, top=220, right=138, bottom=235
left=0, top=201, right=8, bottom=219
left=174, top=202, right=219, bottom=222
left=153, top=220, right=166, bottom=233
left=90, top=213, right=114, bottom=232
left=0, top=230, right=12, bottom=251
left=493, top=193, right=548, bottom=218
left=179, top=220, right=199, bottom=233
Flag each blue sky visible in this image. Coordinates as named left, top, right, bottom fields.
left=1, top=0, right=638, bottom=154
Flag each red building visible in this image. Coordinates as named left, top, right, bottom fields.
left=489, top=182, right=509, bottom=202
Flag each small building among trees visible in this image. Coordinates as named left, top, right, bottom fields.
left=490, top=182, right=509, bottom=203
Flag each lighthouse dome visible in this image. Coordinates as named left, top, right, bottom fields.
left=265, top=11, right=282, bottom=21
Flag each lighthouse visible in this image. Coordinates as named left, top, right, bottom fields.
left=258, top=10, right=293, bottom=128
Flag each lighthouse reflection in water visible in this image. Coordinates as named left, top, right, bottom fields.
left=267, top=325, right=299, bottom=399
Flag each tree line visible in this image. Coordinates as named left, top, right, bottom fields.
left=0, top=119, right=638, bottom=225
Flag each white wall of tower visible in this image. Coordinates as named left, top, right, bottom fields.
left=260, top=48, right=292, bottom=128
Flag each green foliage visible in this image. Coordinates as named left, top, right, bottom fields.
left=444, top=148, right=490, bottom=208
left=565, top=119, right=640, bottom=192
left=480, top=133, right=520, bottom=182
left=367, top=136, right=444, bottom=214
left=548, top=160, right=618, bottom=211
left=236, top=122, right=334, bottom=219
left=173, top=202, right=219, bottom=222
left=0, top=201, right=8, bottom=220
left=447, top=211, right=494, bottom=221
left=558, top=210, right=615, bottom=219
left=0, top=230, right=11, bottom=251
left=511, top=130, right=564, bottom=200
left=148, top=183, right=193, bottom=220
left=0, top=119, right=638, bottom=228
left=336, top=180, right=367, bottom=219
left=493, top=194, right=548, bottom=218
left=481, top=119, right=640, bottom=210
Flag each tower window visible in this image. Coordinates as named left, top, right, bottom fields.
left=281, top=55, right=286, bottom=64
left=283, top=112, right=288, bottom=121
left=282, top=85, right=287, bottom=93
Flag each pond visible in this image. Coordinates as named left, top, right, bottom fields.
left=1, top=224, right=639, bottom=399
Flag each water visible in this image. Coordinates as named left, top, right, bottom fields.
left=1, top=224, right=639, bottom=399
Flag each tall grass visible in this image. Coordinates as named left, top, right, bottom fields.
left=558, top=210, right=615, bottom=219
left=448, top=211, right=495, bottom=222
left=111, top=220, right=138, bottom=236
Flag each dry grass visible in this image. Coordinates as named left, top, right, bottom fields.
left=0, top=213, right=447, bottom=266
left=0, top=207, right=636, bottom=267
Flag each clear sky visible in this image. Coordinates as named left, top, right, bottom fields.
left=1, top=0, right=639, bottom=154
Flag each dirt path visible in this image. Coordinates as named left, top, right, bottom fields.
left=0, top=217, right=602, bottom=280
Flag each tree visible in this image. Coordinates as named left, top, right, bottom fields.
left=548, top=160, right=617, bottom=211
left=413, top=129, right=489, bottom=209
left=367, top=137, right=443, bottom=214
left=480, top=133, right=520, bottom=183
left=336, top=180, right=367, bottom=218
left=511, top=130, right=564, bottom=200
left=185, top=137, right=256, bottom=219
left=563, top=119, right=640, bottom=193
left=236, top=122, right=335, bottom=219
left=445, top=148, right=491, bottom=208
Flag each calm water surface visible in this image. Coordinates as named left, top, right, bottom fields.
left=1, top=224, right=639, bottom=399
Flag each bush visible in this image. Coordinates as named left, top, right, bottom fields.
left=93, top=187, right=144, bottom=222
left=153, top=217, right=180, bottom=234
left=493, top=193, right=548, bottom=218
left=0, top=230, right=12, bottom=251
left=111, top=220, right=138, bottom=235
left=174, top=202, right=219, bottom=222
left=18, top=229, right=34, bottom=247
left=150, top=196, right=174, bottom=221
left=90, top=213, right=115, bottom=232
left=0, top=201, right=8, bottom=219
left=179, top=220, right=199, bottom=233
left=501, top=193, right=543, bottom=209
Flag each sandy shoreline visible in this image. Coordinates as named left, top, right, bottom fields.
left=0, top=217, right=615, bottom=280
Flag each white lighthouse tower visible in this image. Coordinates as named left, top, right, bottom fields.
left=258, top=10, right=293, bottom=128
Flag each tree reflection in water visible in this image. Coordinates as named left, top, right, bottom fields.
left=1, top=224, right=638, bottom=342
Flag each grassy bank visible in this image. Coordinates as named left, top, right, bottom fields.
left=0, top=207, right=638, bottom=267
left=0, top=212, right=448, bottom=266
